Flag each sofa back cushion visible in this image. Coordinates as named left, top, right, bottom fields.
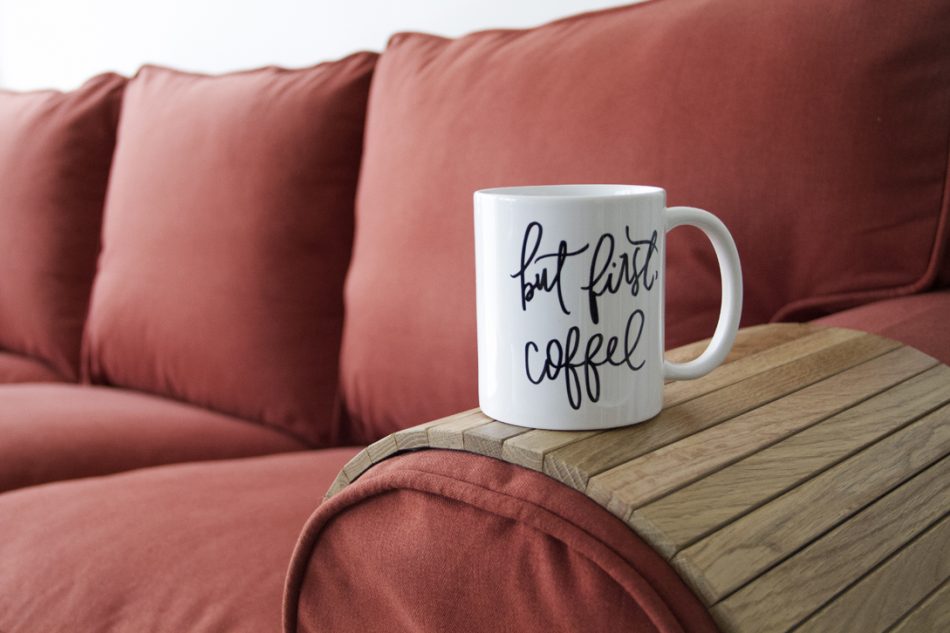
left=339, top=0, right=950, bottom=442
left=83, top=55, right=376, bottom=446
left=0, top=74, right=125, bottom=381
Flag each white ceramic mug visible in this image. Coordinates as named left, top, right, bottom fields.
left=474, top=185, right=742, bottom=431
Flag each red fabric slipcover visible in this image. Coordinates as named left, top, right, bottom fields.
left=814, top=290, right=950, bottom=365
left=0, top=384, right=307, bottom=493
left=286, top=450, right=716, bottom=633
left=0, top=448, right=359, bottom=632
left=941, top=235, right=950, bottom=287
left=83, top=54, right=376, bottom=446
left=0, top=73, right=124, bottom=381
left=0, top=352, right=63, bottom=384
left=339, top=0, right=950, bottom=443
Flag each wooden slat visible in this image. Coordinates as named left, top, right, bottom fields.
left=332, top=411, right=480, bottom=497
left=794, top=514, right=950, bottom=633
left=711, top=457, right=950, bottom=632
left=632, top=364, right=950, bottom=557
left=662, top=326, right=861, bottom=408
left=375, top=408, right=481, bottom=459
left=664, top=322, right=815, bottom=365
left=463, top=421, right=530, bottom=459
left=674, top=404, right=950, bottom=604
left=393, top=415, right=467, bottom=450
left=544, top=331, right=899, bottom=492
left=887, top=579, right=950, bottom=633
left=591, top=346, right=936, bottom=521
left=340, top=449, right=374, bottom=484
left=501, top=324, right=825, bottom=472
left=325, top=470, right=350, bottom=498
left=326, top=409, right=481, bottom=498
left=428, top=410, right=494, bottom=449
left=501, top=429, right=598, bottom=471
left=364, top=435, right=397, bottom=464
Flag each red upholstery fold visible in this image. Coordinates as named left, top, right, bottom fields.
left=814, top=290, right=950, bottom=365
left=0, top=384, right=307, bottom=493
left=285, top=450, right=717, bottom=633
left=0, top=352, right=64, bottom=384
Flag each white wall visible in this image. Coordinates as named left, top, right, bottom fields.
left=0, top=0, right=628, bottom=90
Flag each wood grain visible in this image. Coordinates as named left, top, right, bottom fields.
left=501, top=429, right=598, bottom=471
left=362, top=436, right=395, bottom=464
left=591, top=346, right=936, bottom=521
left=392, top=417, right=462, bottom=450
left=711, top=457, right=950, bottom=632
left=545, top=331, right=898, bottom=493
left=501, top=324, right=824, bottom=473
left=325, top=470, right=350, bottom=498
left=326, top=409, right=480, bottom=499
left=340, top=449, right=373, bottom=485
left=664, top=322, right=815, bottom=365
left=888, top=579, right=950, bottom=633
left=428, top=410, right=493, bottom=449
left=463, top=421, right=530, bottom=458
left=632, top=364, right=950, bottom=557
left=662, top=326, right=861, bottom=408
left=675, top=404, right=950, bottom=604
left=794, top=514, right=950, bottom=633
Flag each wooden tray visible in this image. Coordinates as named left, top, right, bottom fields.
left=329, top=323, right=950, bottom=633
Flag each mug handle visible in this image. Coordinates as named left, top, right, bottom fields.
left=663, top=207, right=743, bottom=381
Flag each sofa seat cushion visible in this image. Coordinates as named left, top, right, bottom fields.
left=340, top=0, right=950, bottom=442
left=813, top=290, right=950, bottom=365
left=286, top=450, right=716, bottom=633
left=0, top=73, right=124, bottom=381
left=0, top=352, right=64, bottom=384
left=0, top=448, right=358, bottom=633
left=0, top=384, right=308, bottom=493
left=83, top=55, right=376, bottom=446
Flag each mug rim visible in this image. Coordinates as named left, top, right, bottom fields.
left=475, top=184, right=664, bottom=200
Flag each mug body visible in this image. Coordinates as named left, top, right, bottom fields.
left=475, top=185, right=666, bottom=430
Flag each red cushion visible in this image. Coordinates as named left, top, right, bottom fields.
left=0, top=74, right=124, bottom=381
left=286, top=450, right=716, bottom=633
left=0, top=352, right=64, bottom=384
left=0, top=384, right=307, bottom=493
left=82, top=56, right=376, bottom=446
left=940, top=235, right=950, bottom=288
left=813, top=290, right=950, bottom=365
left=340, top=0, right=950, bottom=442
left=0, top=448, right=359, bottom=632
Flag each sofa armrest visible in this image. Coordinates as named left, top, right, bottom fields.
left=284, top=449, right=719, bottom=633
left=812, top=289, right=950, bottom=365
left=286, top=324, right=950, bottom=632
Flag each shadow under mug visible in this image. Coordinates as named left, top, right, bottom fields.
left=474, top=184, right=743, bottom=431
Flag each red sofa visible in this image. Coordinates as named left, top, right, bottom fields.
left=0, top=0, right=947, bottom=630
